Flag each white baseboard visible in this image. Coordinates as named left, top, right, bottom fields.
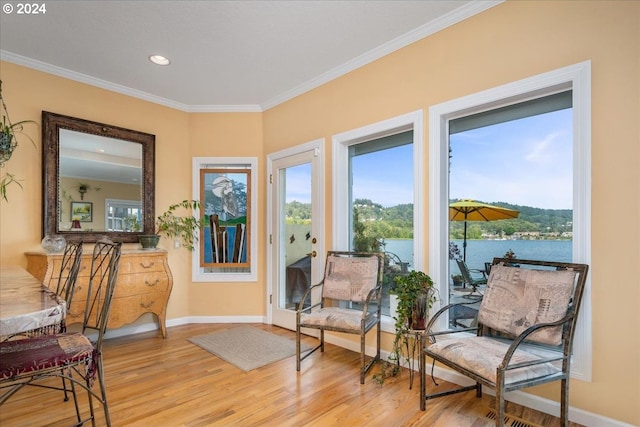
left=106, top=318, right=631, bottom=427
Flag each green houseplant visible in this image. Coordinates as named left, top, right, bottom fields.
left=451, top=274, right=464, bottom=287
left=139, top=200, right=207, bottom=250
left=0, top=80, right=36, bottom=201
left=373, top=270, right=437, bottom=385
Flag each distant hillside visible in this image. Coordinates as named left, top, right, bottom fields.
left=449, top=200, right=572, bottom=240
left=286, top=198, right=573, bottom=240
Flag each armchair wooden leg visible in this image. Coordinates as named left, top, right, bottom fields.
left=420, top=348, right=426, bottom=411
left=496, top=384, right=506, bottom=427
left=296, top=325, right=301, bottom=372
left=360, top=332, right=366, bottom=384
left=561, top=378, right=569, bottom=426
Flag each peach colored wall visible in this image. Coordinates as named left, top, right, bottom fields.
left=263, top=1, right=639, bottom=424
left=0, top=1, right=638, bottom=424
left=187, top=113, right=265, bottom=316
left=0, top=63, right=263, bottom=322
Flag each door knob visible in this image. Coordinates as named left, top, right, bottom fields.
left=307, top=250, right=317, bottom=257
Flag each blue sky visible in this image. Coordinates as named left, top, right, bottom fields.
left=287, top=108, right=572, bottom=210
left=449, top=108, right=573, bottom=209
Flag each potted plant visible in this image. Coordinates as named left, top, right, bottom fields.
left=0, top=80, right=36, bottom=201
left=451, top=274, right=464, bottom=287
left=503, top=248, right=516, bottom=260
left=373, top=270, right=437, bottom=385
left=139, top=199, right=207, bottom=250
left=61, top=182, right=102, bottom=202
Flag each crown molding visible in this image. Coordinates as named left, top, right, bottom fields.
left=1, top=1, right=502, bottom=113
left=0, top=49, right=264, bottom=113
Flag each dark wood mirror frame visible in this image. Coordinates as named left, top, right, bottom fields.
left=42, top=111, right=155, bottom=243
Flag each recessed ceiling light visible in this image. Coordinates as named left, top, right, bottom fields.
left=149, top=55, right=170, bottom=66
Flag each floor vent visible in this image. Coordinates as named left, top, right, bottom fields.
left=485, top=409, right=539, bottom=427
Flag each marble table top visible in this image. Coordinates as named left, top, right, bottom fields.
left=0, top=266, right=66, bottom=338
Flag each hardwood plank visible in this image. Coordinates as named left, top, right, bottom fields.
left=0, top=324, right=584, bottom=426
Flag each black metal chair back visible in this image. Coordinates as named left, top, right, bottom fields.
left=54, top=240, right=83, bottom=314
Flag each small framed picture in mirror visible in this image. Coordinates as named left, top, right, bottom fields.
left=71, top=201, right=93, bottom=222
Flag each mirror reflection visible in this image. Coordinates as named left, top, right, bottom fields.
left=59, top=129, right=143, bottom=232
left=42, top=111, right=155, bottom=243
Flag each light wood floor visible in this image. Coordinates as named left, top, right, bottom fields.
left=0, top=323, right=584, bottom=426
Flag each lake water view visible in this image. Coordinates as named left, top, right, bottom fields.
left=384, top=238, right=572, bottom=276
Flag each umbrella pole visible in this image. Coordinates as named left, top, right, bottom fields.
left=463, top=220, right=467, bottom=262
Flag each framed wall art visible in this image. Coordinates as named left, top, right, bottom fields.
left=192, top=157, right=257, bottom=282
left=70, top=201, right=93, bottom=222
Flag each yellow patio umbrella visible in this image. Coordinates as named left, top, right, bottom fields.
left=449, top=199, right=520, bottom=261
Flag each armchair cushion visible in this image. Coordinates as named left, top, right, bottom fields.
left=300, top=307, right=377, bottom=332
left=322, top=254, right=379, bottom=302
left=478, top=265, right=577, bottom=345
left=427, top=336, right=560, bottom=385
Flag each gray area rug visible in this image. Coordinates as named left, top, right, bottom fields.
left=189, top=325, right=308, bottom=372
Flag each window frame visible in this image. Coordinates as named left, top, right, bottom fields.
left=192, top=156, right=258, bottom=282
left=429, top=61, right=592, bottom=380
left=332, top=110, right=424, bottom=333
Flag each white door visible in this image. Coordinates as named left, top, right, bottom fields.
left=267, top=140, right=324, bottom=330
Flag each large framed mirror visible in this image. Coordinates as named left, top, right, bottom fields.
left=42, top=111, right=155, bottom=243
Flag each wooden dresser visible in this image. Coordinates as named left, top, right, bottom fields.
left=25, top=249, right=173, bottom=338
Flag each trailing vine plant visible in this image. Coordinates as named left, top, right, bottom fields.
left=373, top=270, right=437, bottom=385
left=0, top=80, right=36, bottom=201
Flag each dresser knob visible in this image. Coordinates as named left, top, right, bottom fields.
left=145, top=279, right=160, bottom=287
left=140, top=262, right=155, bottom=269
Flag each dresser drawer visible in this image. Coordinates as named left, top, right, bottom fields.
left=48, top=258, right=92, bottom=282
left=115, top=272, right=169, bottom=296
left=108, top=293, right=167, bottom=327
left=118, top=256, right=168, bottom=274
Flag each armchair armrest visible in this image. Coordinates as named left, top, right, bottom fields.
left=425, top=300, right=480, bottom=338
left=468, top=267, right=487, bottom=278
left=297, top=282, right=324, bottom=313
left=360, top=285, right=383, bottom=319
left=500, top=313, right=575, bottom=370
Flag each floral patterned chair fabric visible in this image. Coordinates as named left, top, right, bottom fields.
left=296, top=251, right=384, bottom=384
left=420, top=258, right=588, bottom=427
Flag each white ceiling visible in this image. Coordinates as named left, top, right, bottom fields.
left=0, top=1, right=500, bottom=112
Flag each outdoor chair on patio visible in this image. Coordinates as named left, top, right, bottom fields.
left=456, top=259, right=488, bottom=296
left=296, top=251, right=384, bottom=384
left=420, top=257, right=588, bottom=427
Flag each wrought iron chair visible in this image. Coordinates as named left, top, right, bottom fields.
left=456, top=259, right=488, bottom=296
left=296, top=251, right=384, bottom=384
left=52, top=239, right=84, bottom=402
left=54, top=240, right=83, bottom=333
left=0, top=239, right=122, bottom=426
left=420, top=257, right=589, bottom=427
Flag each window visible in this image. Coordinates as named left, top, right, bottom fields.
left=429, top=62, right=591, bottom=380
left=447, top=92, right=573, bottom=329
left=105, top=199, right=142, bottom=231
left=333, top=110, right=424, bottom=329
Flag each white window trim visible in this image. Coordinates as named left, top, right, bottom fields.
left=332, top=110, right=424, bottom=333
left=192, top=156, right=258, bottom=282
left=429, top=61, right=592, bottom=380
